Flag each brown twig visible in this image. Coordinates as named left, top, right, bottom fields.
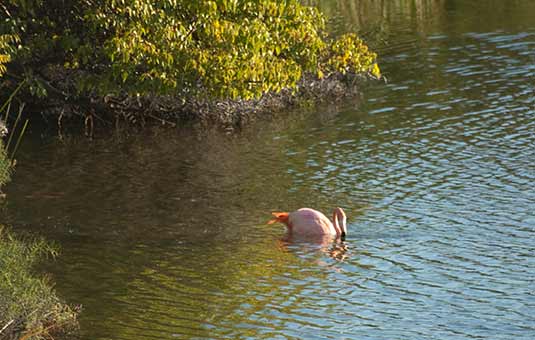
left=0, top=320, right=14, bottom=334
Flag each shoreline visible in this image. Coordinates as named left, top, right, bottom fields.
left=11, top=72, right=377, bottom=136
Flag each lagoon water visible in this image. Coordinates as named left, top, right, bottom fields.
left=3, top=1, right=535, bottom=339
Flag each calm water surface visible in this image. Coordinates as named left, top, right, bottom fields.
left=3, top=1, right=535, bottom=339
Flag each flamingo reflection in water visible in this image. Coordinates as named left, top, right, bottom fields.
left=279, top=234, right=349, bottom=263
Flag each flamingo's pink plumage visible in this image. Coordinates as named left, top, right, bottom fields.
left=268, top=207, right=347, bottom=237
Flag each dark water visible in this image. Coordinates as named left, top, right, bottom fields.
left=3, top=1, right=535, bottom=339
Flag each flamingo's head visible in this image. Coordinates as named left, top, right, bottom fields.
left=333, top=207, right=347, bottom=239
left=267, top=212, right=290, bottom=227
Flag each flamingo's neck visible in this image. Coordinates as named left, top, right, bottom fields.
left=332, top=208, right=347, bottom=239
left=332, top=211, right=342, bottom=236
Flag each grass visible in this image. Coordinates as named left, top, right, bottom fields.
left=0, top=140, right=9, bottom=189
left=0, top=226, right=79, bottom=340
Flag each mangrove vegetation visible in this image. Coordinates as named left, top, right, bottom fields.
left=0, top=0, right=380, bottom=130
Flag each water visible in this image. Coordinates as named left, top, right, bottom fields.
left=3, top=1, right=535, bottom=339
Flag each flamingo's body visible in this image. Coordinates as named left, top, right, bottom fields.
left=268, top=207, right=347, bottom=238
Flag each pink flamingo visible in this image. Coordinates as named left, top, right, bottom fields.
left=268, top=207, right=347, bottom=238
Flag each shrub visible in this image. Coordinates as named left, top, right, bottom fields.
left=1, top=0, right=380, bottom=102
left=0, top=227, right=79, bottom=340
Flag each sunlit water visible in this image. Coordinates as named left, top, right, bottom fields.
left=3, top=1, right=535, bottom=339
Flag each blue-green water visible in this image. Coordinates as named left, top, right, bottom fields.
left=3, top=1, right=534, bottom=339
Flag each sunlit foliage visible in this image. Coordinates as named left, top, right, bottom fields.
left=0, top=34, right=19, bottom=77
left=0, top=227, right=78, bottom=339
left=327, top=33, right=380, bottom=78
left=1, top=0, right=380, bottom=101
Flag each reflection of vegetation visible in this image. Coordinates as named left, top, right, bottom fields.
left=307, top=0, right=447, bottom=44
left=0, top=227, right=78, bottom=340
left=104, top=237, right=324, bottom=339
left=314, top=0, right=447, bottom=27
left=313, top=0, right=535, bottom=44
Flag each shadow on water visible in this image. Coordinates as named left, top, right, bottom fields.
left=2, top=0, right=535, bottom=339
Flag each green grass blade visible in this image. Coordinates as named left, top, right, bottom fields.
left=5, top=103, right=24, bottom=152
left=10, top=119, right=28, bottom=165
left=0, top=80, right=25, bottom=118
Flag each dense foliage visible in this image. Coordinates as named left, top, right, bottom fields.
left=0, top=227, right=78, bottom=339
left=1, top=0, right=380, bottom=104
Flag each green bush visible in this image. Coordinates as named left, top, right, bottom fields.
left=0, top=227, right=78, bottom=340
left=1, top=0, right=380, bottom=102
